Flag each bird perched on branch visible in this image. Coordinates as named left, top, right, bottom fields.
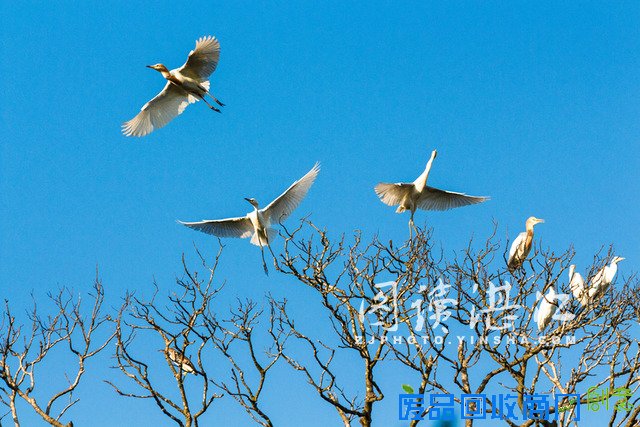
left=568, top=264, right=587, bottom=306
left=179, top=163, right=320, bottom=274
left=587, top=256, right=625, bottom=300
left=374, top=150, right=488, bottom=232
left=123, top=36, right=224, bottom=137
left=164, top=346, right=198, bottom=376
left=572, top=257, right=624, bottom=318
left=536, top=287, right=557, bottom=331
left=507, top=216, right=544, bottom=272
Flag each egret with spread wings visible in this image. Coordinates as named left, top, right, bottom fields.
left=374, top=150, right=488, bottom=231
left=123, top=36, right=224, bottom=137
left=179, top=163, right=320, bottom=274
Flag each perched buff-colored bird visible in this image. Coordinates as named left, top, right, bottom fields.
left=507, top=216, right=544, bottom=272
left=179, top=163, right=320, bottom=274
left=536, top=287, right=557, bottom=331
left=123, top=36, right=224, bottom=137
left=374, top=150, right=489, bottom=230
left=164, top=346, right=198, bottom=376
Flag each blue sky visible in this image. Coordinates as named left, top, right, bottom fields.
left=1, top=1, right=639, bottom=426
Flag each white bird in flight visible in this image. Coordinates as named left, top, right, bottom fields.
left=507, top=216, right=544, bottom=272
left=179, top=163, right=320, bottom=274
left=536, top=287, right=557, bottom=331
left=374, top=150, right=489, bottom=231
left=587, top=256, right=624, bottom=300
left=123, top=36, right=224, bottom=137
left=568, top=264, right=587, bottom=306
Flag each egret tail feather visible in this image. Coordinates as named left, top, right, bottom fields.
left=250, top=228, right=277, bottom=247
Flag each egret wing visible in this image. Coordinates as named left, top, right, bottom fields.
left=176, top=36, right=220, bottom=81
left=178, top=216, right=253, bottom=238
left=570, top=272, right=584, bottom=296
left=570, top=272, right=587, bottom=305
left=417, top=186, right=488, bottom=211
left=263, top=163, right=320, bottom=223
left=588, top=267, right=606, bottom=297
left=590, top=267, right=605, bottom=287
left=507, top=232, right=526, bottom=266
left=122, top=83, right=193, bottom=137
left=537, top=293, right=557, bottom=331
left=374, top=183, right=413, bottom=206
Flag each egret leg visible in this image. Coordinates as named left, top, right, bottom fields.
left=408, top=213, right=415, bottom=240
left=255, top=233, right=269, bottom=276
left=199, top=95, right=221, bottom=113
left=259, top=245, right=269, bottom=276
left=208, top=93, right=225, bottom=107
left=266, top=242, right=276, bottom=259
left=255, top=231, right=271, bottom=276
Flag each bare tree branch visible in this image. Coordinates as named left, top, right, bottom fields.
left=0, top=275, right=114, bottom=427
left=108, top=249, right=224, bottom=427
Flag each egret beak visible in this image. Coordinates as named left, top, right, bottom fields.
left=244, top=198, right=258, bottom=208
left=616, top=257, right=626, bottom=263
left=146, top=65, right=154, bottom=69
left=537, top=218, right=545, bottom=224
left=431, top=149, right=438, bottom=159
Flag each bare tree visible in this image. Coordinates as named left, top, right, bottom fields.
left=210, top=298, right=288, bottom=427
left=108, top=246, right=291, bottom=427
left=8, top=223, right=633, bottom=426
left=268, top=220, right=640, bottom=427
left=108, top=250, right=223, bottom=427
left=0, top=277, right=114, bottom=427
left=271, top=221, right=403, bottom=427
left=442, top=233, right=640, bottom=427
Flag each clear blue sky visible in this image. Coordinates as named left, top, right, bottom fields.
left=1, top=1, right=638, bottom=426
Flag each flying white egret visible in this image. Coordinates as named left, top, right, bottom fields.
left=536, top=287, right=557, bottom=331
left=164, top=347, right=198, bottom=376
left=587, top=256, right=625, bottom=300
left=374, top=150, right=489, bottom=231
left=123, top=36, right=224, bottom=137
left=179, top=163, right=320, bottom=274
left=507, top=217, right=544, bottom=272
left=568, top=264, right=587, bottom=306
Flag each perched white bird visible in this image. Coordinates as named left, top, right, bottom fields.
left=536, top=287, right=557, bottom=331
left=179, top=163, right=320, bottom=274
left=568, top=264, right=587, bottom=306
left=587, top=256, right=625, bottom=300
left=374, top=150, right=488, bottom=230
left=164, top=347, right=198, bottom=375
left=507, top=217, right=544, bottom=272
left=123, top=36, right=224, bottom=137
